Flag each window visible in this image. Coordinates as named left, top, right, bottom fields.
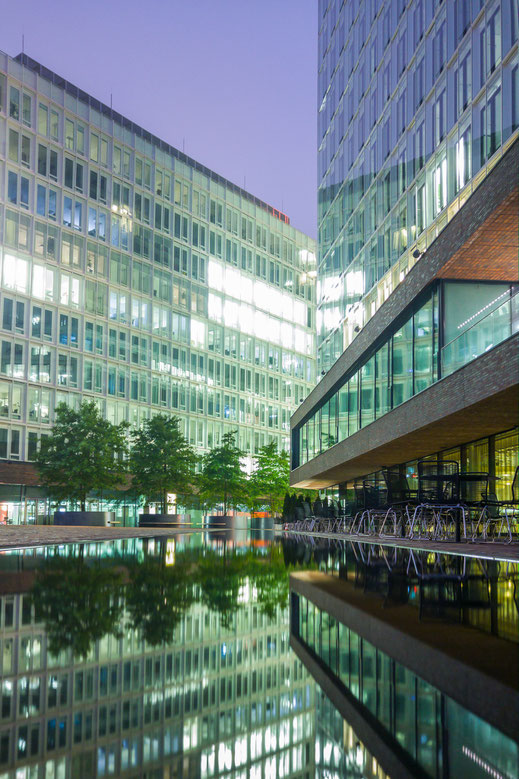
left=28, top=387, right=51, bottom=423
left=38, top=144, right=58, bottom=180
left=433, top=20, right=446, bottom=77
left=32, top=265, right=56, bottom=301
left=58, top=313, right=79, bottom=347
left=456, top=49, right=471, bottom=116
left=38, top=102, right=48, bottom=135
left=37, top=184, right=58, bottom=220
left=414, top=56, right=425, bottom=109
left=2, top=298, right=25, bottom=334
left=487, top=7, right=502, bottom=75
left=432, top=153, right=447, bottom=216
left=64, top=158, right=84, bottom=192
left=29, top=345, right=51, bottom=382
left=31, top=305, right=53, bottom=341
left=487, top=80, right=502, bottom=158
left=3, top=255, right=29, bottom=294
left=0, top=381, right=22, bottom=420
left=434, top=89, right=446, bottom=146
left=57, top=353, right=78, bottom=387
left=7, top=171, right=30, bottom=209
left=456, top=123, right=471, bottom=191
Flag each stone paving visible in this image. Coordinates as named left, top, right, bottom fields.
left=0, top=525, right=203, bottom=550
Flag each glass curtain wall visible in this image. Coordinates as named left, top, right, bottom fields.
left=297, top=287, right=439, bottom=467
left=0, top=52, right=317, bottom=471
left=317, top=0, right=519, bottom=373
left=297, top=280, right=517, bottom=469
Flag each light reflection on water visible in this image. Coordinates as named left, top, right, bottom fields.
left=0, top=532, right=516, bottom=778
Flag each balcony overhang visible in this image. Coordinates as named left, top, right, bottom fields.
left=290, top=335, right=519, bottom=488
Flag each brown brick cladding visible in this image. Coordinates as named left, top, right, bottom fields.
left=0, top=461, right=40, bottom=486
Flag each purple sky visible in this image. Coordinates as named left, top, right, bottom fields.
left=3, top=0, right=317, bottom=237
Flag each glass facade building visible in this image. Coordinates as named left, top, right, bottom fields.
left=290, top=0, right=518, bottom=501
left=317, top=0, right=519, bottom=372
left=0, top=51, right=316, bottom=468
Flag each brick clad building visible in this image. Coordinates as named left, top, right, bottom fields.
left=290, top=137, right=518, bottom=499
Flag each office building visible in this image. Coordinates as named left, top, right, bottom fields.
left=0, top=51, right=316, bottom=521
left=290, top=0, right=518, bottom=495
left=317, top=0, right=518, bottom=371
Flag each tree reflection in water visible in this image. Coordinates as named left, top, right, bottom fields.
left=30, top=541, right=295, bottom=654
left=126, top=554, right=194, bottom=646
left=31, top=555, right=124, bottom=658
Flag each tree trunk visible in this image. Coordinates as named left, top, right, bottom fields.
left=81, top=495, right=86, bottom=512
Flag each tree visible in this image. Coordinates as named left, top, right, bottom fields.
left=31, top=556, right=124, bottom=657
left=130, top=414, right=197, bottom=513
left=249, top=442, right=290, bottom=517
left=199, top=431, right=247, bottom=515
left=35, top=401, right=128, bottom=510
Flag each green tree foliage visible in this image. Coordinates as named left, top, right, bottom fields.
left=196, top=549, right=247, bottom=629
left=195, top=545, right=290, bottom=627
left=126, top=555, right=194, bottom=646
left=199, top=431, right=247, bottom=515
left=31, top=557, right=124, bottom=658
left=35, top=401, right=128, bottom=510
left=247, top=545, right=289, bottom=620
left=130, top=414, right=197, bottom=513
left=249, top=441, right=290, bottom=517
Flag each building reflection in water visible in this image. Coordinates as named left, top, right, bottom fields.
left=286, top=536, right=519, bottom=779
left=0, top=536, right=316, bottom=778
left=314, top=687, right=389, bottom=779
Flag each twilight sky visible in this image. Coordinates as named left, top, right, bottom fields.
left=3, top=0, right=318, bottom=237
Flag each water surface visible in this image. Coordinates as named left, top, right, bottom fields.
left=0, top=532, right=516, bottom=778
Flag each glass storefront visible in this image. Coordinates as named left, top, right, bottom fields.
left=495, top=429, right=519, bottom=501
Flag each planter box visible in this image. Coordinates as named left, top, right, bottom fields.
left=250, top=516, right=275, bottom=530
left=139, top=513, right=191, bottom=528
left=204, top=515, right=233, bottom=529
left=53, top=511, right=114, bottom=527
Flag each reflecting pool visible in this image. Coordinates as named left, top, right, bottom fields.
left=0, top=532, right=517, bottom=778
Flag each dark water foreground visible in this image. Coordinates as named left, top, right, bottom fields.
left=0, top=532, right=516, bottom=778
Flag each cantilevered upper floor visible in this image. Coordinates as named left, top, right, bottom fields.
left=291, top=137, right=519, bottom=488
